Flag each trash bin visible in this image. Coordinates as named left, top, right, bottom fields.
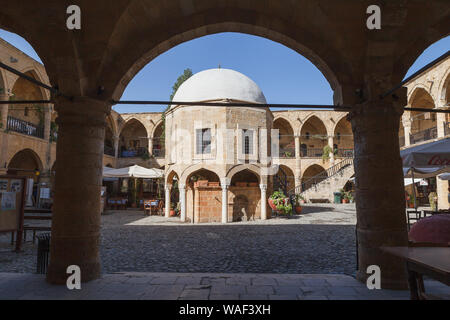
left=36, top=233, right=51, bottom=274
left=333, top=192, right=342, bottom=204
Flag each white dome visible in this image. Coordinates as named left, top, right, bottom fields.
left=171, top=68, right=267, bottom=107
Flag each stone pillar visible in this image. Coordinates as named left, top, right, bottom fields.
left=436, top=175, right=449, bottom=210
left=294, top=135, right=302, bottom=192
left=47, top=97, right=110, bottom=284
left=221, top=178, right=230, bottom=224
left=260, top=184, right=268, bottom=220
left=113, top=135, right=119, bottom=158
left=148, top=138, right=153, bottom=156
left=328, top=135, right=334, bottom=164
left=437, top=112, right=446, bottom=138
left=0, top=93, right=8, bottom=130
left=179, top=183, right=186, bottom=222
left=294, top=136, right=301, bottom=158
left=403, top=121, right=411, bottom=147
left=164, top=184, right=171, bottom=218
left=348, top=97, right=408, bottom=290
left=43, top=105, right=52, bottom=141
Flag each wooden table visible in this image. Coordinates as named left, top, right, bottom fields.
left=382, top=246, right=450, bottom=300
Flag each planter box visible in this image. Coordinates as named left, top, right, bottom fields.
left=208, top=182, right=220, bottom=187
left=195, top=180, right=209, bottom=187
left=235, top=182, right=248, bottom=187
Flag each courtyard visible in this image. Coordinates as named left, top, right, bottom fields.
left=1, top=204, right=356, bottom=275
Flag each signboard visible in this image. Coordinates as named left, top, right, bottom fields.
left=0, top=176, right=27, bottom=251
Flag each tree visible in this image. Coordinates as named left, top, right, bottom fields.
left=161, top=68, right=193, bottom=140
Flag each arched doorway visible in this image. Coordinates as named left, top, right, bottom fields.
left=300, top=116, right=328, bottom=158
left=9, top=71, right=46, bottom=139
left=302, top=164, right=327, bottom=192
left=273, top=118, right=295, bottom=158
left=409, top=88, right=437, bottom=145
left=185, top=168, right=221, bottom=223
left=334, top=117, right=354, bottom=158
left=8, top=149, right=44, bottom=207
left=273, top=165, right=295, bottom=195
left=230, top=169, right=261, bottom=222
left=119, top=119, right=149, bottom=158
left=152, top=122, right=165, bottom=158
left=8, top=149, right=43, bottom=181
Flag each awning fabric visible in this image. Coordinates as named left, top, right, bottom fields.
left=403, top=166, right=450, bottom=178
left=439, top=173, right=450, bottom=180
left=401, top=138, right=450, bottom=167
left=103, top=165, right=164, bottom=178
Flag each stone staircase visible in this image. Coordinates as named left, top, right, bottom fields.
left=289, top=158, right=354, bottom=203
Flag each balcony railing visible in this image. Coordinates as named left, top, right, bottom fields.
left=410, top=127, right=437, bottom=145
left=104, top=145, right=115, bottom=156
left=279, top=147, right=296, bottom=158
left=300, top=148, right=323, bottom=158
left=120, top=147, right=147, bottom=158
left=445, top=122, right=450, bottom=136
left=7, top=116, right=44, bottom=139
left=335, top=149, right=354, bottom=158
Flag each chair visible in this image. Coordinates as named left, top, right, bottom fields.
left=144, top=200, right=152, bottom=216
left=406, top=210, right=422, bottom=231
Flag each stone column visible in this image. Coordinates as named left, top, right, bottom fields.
left=436, top=112, right=446, bottom=138
left=348, top=96, right=408, bottom=290
left=47, top=97, right=110, bottom=285
left=403, top=121, right=411, bottom=147
left=43, top=105, right=52, bottom=141
left=436, top=175, right=449, bottom=210
left=294, top=135, right=301, bottom=158
left=294, top=135, right=302, bottom=192
left=328, top=135, right=334, bottom=164
left=164, top=184, right=171, bottom=218
left=113, top=135, right=119, bottom=158
left=221, top=178, right=230, bottom=224
left=148, top=138, right=153, bottom=156
left=0, top=93, right=8, bottom=130
left=260, top=184, right=268, bottom=220
left=179, top=183, right=186, bottom=222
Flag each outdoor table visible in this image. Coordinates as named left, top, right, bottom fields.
left=382, top=246, right=450, bottom=300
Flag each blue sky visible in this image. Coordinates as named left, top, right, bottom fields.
left=0, top=29, right=448, bottom=113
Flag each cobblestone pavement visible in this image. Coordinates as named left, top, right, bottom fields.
left=0, top=272, right=449, bottom=300
left=0, top=204, right=357, bottom=275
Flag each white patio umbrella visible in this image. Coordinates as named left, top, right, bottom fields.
left=401, top=138, right=450, bottom=209
left=103, top=165, right=164, bottom=178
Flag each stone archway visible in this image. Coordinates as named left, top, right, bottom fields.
left=8, top=148, right=43, bottom=182
left=119, top=118, right=149, bottom=158
left=151, top=121, right=164, bottom=158
left=273, top=117, right=295, bottom=158
left=302, top=164, right=327, bottom=191
left=333, top=116, right=353, bottom=158
left=229, top=169, right=261, bottom=222
left=409, top=87, right=437, bottom=145
left=300, top=116, right=328, bottom=157
left=0, top=1, right=442, bottom=287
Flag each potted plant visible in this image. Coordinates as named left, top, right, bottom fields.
left=428, top=192, right=438, bottom=211
left=170, top=202, right=176, bottom=216
left=268, top=190, right=292, bottom=216
left=293, top=194, right=305, bottom=214
left=342, top=191, right=350, bottom=204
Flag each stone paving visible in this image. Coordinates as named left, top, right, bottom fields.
left=0, top=204, right=357, bottom=275
left=0, top=272, right=448, bottom=300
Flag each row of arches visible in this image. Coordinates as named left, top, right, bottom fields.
left=399, top=69, right=450, bottom=147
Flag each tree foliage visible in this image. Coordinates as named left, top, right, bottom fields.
left=161, top=68, right=193, bottom=140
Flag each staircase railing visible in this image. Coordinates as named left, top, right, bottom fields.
left=288, top=157, right=354, bottom=196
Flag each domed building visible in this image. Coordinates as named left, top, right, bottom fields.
left=164, top=68, right=274, bottom=223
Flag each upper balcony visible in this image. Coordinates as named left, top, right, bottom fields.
left=7, top=116, right=44, bottom=139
